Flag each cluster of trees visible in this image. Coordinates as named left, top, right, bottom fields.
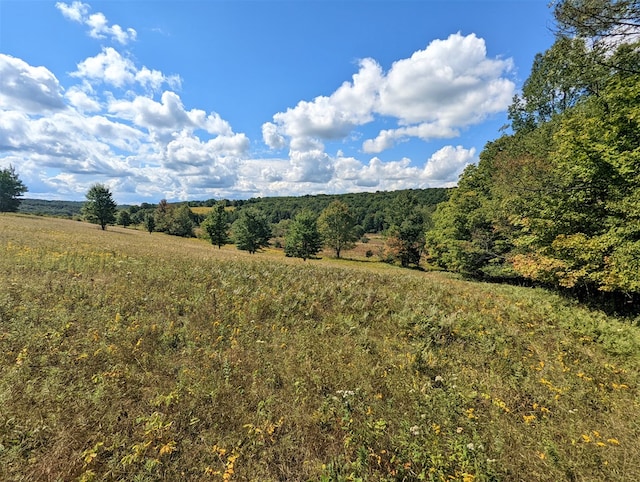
left=199, top=200, right=360, bottom=260
left=76, top=184, right=435, bottom=266
left=426, top=0, right=640, bottom=299
left=238, top=188, right=449, bottom=232
left=75, top=183, right=440, bottom=266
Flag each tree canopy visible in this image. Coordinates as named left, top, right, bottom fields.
left=82, top=184, right=117, bottom=230
left=232, top=208, right=271, bottom=254
left=201, top=203, right=230, bottom=249
left=284, top=210, right=323, bottom=261
left=318, top=201, right=358, bottom=258
left=0, top=166, right=28, bottom=213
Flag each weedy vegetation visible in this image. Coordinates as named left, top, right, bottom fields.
left=1, top=214, right=639, bottom=481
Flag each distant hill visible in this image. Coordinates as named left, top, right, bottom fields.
left=17, top=188, right=451, bottom=229
left=196, top=188, right=452, bottom=231
left=18, top=199, right=85, bottom=218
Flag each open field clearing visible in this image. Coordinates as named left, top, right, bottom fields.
left=1, top=214, right=639, bottom=481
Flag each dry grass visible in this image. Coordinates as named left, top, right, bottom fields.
left=190, top=206, right=214, bottom=216
left=1, top=214, right=639, bottom=481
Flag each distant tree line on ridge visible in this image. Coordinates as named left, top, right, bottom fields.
left=73, top=185, right=447, bottom=268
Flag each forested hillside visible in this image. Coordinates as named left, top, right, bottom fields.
left=426, top=0, right=640, bottom=303
left=235, top=188, right=449, bottom=231
left=18, top=188, right=449, bottom=233
left=18, top=199, right=85, bottom=217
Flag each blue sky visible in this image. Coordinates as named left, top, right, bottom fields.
left=0, top=1, right=556, bottom=203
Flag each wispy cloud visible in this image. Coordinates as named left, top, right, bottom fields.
left=56, top=1, right=137, bottom=44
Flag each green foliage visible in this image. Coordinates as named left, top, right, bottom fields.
left=144, top=213, right=155, bottom=234
left=526, top=74, right=640, bottom=293
left=383, top=192, right=430, bottom=268
left=116, top=209, right=132, bottom=228
left=553, top=0, right=640, bottom=58
left=153, top=201, right=195, bottom=237
left=82, top=184, right=117, bottom=230
left=154, top=199, right=171, bottom=232
left=509, top=37, right=605, bottom=130
left=166, top=205, right=195, bottom=237
left=232, top=207, right=271, bottom=254
left=1, top=215, right=639, bottom=481
left=284, top=210, right=322, bottom=260
left=201, top=203, right=230, bottom=248
left=430, top=4, right=640, bottom=301
left=17, top=199, right=84, bottom=218
left=0, top=165, right=28, bottom=213
left=318, top=200, right=358, bottom=258
left=240, top=188, right=449, bottom=232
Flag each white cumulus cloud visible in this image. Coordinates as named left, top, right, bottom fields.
left=265, top=33, right=514, bottom=155
left=264, top=58, right=381, bottom=148
left=1, top=53, right=250, bottom=203
left=72, top=47, right=181, bottom=91
left=423, top=145, right=476, bottom=183
left=65, top=85, right=101, bottom=113
left=0, top=54, right=66, bottom=114
left=108, top=91, right=236, bottom=143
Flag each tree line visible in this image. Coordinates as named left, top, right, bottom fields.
left=426, top=0, right=640, bottom=303
left=1, top=169, right=444, bottom=266
left=77, top=183, right=437, bottom=265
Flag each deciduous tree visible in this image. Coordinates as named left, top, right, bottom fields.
left=284, top=210, right=322, bottom=260
left=318, top=200, right=358, bottom=258
left=384, top=192, right=429, bottom=268
left=83, top=184, right=117, bottom=230
left=233, top=208, right=271, bottom=254
left=0, top=165, right=28, bottom=213
left=144, top=213, right=155, bottom=234
left=117, top=209, right=132, bottom=228
left=201, top=203, right=230, bottom=248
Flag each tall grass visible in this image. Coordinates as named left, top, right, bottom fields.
left=1, top=214, right=639, bottom=481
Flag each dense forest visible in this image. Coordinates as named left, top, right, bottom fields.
left=227, top=188, right=449, bottom=230
left=426, top=0, right=640, bottom=303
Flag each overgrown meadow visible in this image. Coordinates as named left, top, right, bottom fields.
left=1, top=214, right=639, bottom=481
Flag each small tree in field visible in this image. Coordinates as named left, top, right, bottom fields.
left=144, top=214, right=155, bottom=234
left=83, top=184, right=117, bottom=230
left=0, top=165, right=28, bottom=213
left=318, top=200, right=358, bottom=258
left=285, top=210, right=322, bottom=261
left=201, top=203, right=230, bottom=248
left=232, top=208, right=271, bottom=254
left=117, top=209, right=132, bottom=228
left=166, top=204, right=195, bottom=237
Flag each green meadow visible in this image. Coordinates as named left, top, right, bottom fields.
left=1, top=214, right=638, bottom=481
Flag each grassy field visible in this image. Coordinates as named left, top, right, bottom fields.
left=1, top=214, right=639, bottom=481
